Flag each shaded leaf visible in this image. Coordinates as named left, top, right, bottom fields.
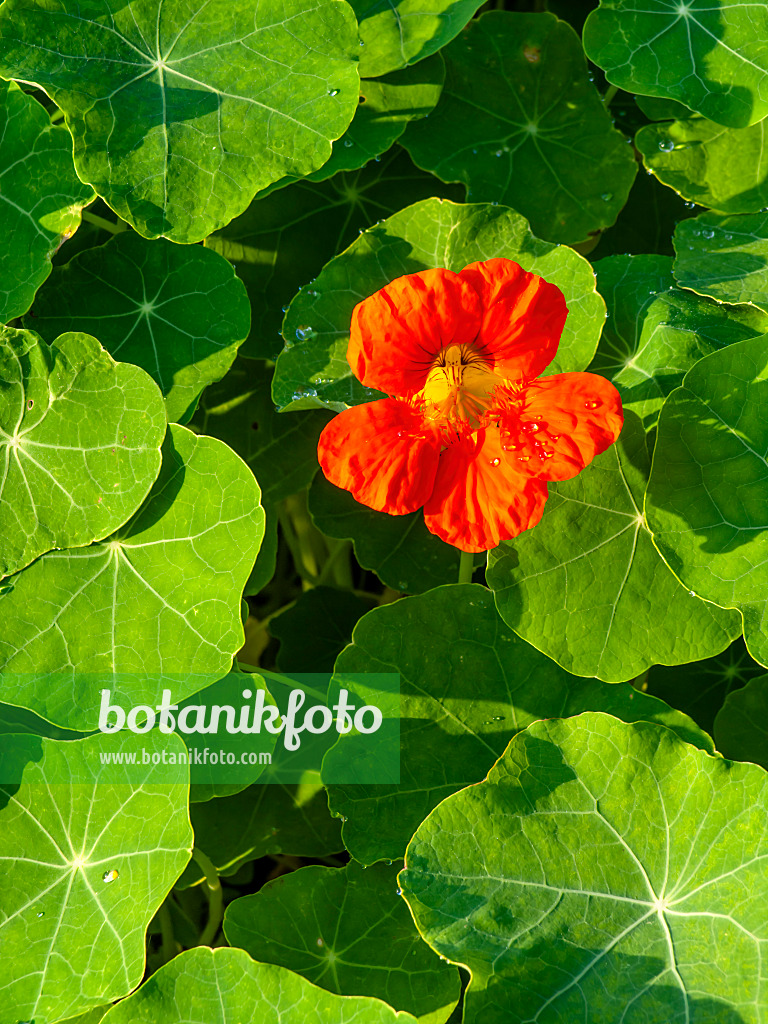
left=0, top=327, right=166, bottom=577
left=714, top=673, right=768, bottom=768
left=26, top=231, right=250, bottom=423
left=401, top=12, right=637, bottom=244
left=673, top=210, right=768, bottom=311
left=487, top=411, right=740, bottom=681
left=270, top=586, right=373, bottom=672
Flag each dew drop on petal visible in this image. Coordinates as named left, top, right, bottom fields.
left=522, top=422, right=540, bottom=433
left=517, top=455, right=531, bottom=462
left=550, top=434, right=560, bottom=441
left=542, top=450, right=553, bottom=458
left=489, top=457, right=500, bottom=466
left=584, top=400, right=599, bottom=409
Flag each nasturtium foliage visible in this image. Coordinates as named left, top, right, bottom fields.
left=269, top=585, right=374, bottom=672
left=275, top=197, right=606, bottom=411
left=400, top=713, right=768, bottom=1023
left=637, top=115, right=768, bottom=215
left=0, top=0, right=361, bottom=242
left=590, top=253, right=768, bottom=428
left=0, top=327, right=166, bottom=578
left=0, top=730, right=192, bottom=1024
left=0, top=80, right=94, bottom=323
left=714, top=672, right=768, bottom=769
left=402, top=12, right=637, bottom=244
left=26, top=231, right=250, bottom=423
left=673, top=209, right=768, bottom=311
left=224, top=861, right=461, bottom=1024
left=487, top=412, right=740, bottom=682
left=101, top=946, right=419, bottom=1024
left=646, top=334, right=768, bottom=669
left=0, top=425, right=264, bottom=729
left=584, top=0, right=768, bottom=129
left=325, top=584, right=714, bottom=866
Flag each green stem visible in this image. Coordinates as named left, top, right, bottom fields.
left=81, top=209, right=128, bottom=234
left=157, top=901, right=177, bottom=965
left=316, top=538, right=353, bottom=589
left=277, top=505, right=318, bottom=584
left=602, top=84, right=619, bottom=107
left=191, top=848, right=223, bottom=947
left=49, top=107, right=65, bottom=123
left=458, top=550, right=474, bottom=585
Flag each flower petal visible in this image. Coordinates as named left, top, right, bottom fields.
left=458, top=258, right=568, bottom=381
left=348, top=269, right=483, bottom=398
left=501, top=372, right=624, bottom=481
left=423, top=428, right=549, bottom=552
left=317, top=398, right=440, bottom=515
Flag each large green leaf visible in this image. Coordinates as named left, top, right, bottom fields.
left=0, top=81, right=94, bottom=323
left=102, top=946, right=419, bottom=1024
left=646, top=334, right=768, bottom=669
left=0, top=327, right=166, bottom=578
left=350, top=0, right=484, bottom=78
left=0, top=425, right=264, bottom=730
left=224, top=861, right=461, bottom=1024
left=401, top=12, right=637, bottom=245
left=400, top=713, right=768, bottom=1023
left=0, top=730, right=192, bottom=1024
left=590, top=254, right=768, bottom=429
left=714, top=673, right=768, bottom=768
left=206, top=148, right=461, bottom=360
left=26, top=231, right=250, bottom=424
left=487, top=411, right=740, bottom=681
left=673, top=210, right=768, bottom=311
left=325, top=584, right=714, bottom=866
left=583, top=0, right=768, bottom=129
left=0, top=0, right=360, bottom=242
left=637, top=116, right=768, bottom=214
left=309, top=473, right=466, bottom=594
left=274, top=197, right=606, bottom=411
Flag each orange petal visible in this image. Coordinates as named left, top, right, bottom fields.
left=501, top=372, right=624, bottom=481
left=423, top=428, right=549, bottom=552
left=317, top=398, right=440, bottom=515
left=458, top=258, right=567, bottom=381
left=348, top=268, right=483, bottom=399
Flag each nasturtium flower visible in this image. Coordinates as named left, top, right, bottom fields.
left=317, top=258, right=623, bottom=553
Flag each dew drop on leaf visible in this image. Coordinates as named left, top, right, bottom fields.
left=102, top=869, right=119, bottom=883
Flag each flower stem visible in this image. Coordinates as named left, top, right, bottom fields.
left=81, top=209, right=128, bottom=234
left=191, top=848, right=223, bottom=947
left=602, top=84, right=619, bottom=107
left=458, top=550, right=474, bottom=585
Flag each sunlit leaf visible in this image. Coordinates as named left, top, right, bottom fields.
left=673, top=210, right=768, bottom=311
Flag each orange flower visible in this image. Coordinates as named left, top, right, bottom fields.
left=317, top=258, right=623, bottom=553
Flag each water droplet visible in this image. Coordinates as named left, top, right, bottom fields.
left=359, top=39, right=364, bottom=46
left=291, top=386, right=318, bottom=401
left=724, top=233, right=733, bottom=241
left=396, top=887, right=403, bottom=896
left=522, top=422, right=540, bottom=433
left=495, top=150, right=503, bottom=157
left=305, top=288, right=320, bottom=298
left=281, top=305, right=288, bottom=312
left=328, top=88, right=340, bottom=97
left=36, top=910, right=44, bottom=917
left=317, top=937, right=324, bottom=947
left=343, top=139, right=353, bottom=148
left=489, top=457, right=500, bottom=466
left=702, top=228, right=715, bottom=239
left=550, top=434, right=560, bottom=441
left=684, top=201, right=695, bottom=209
left=295, top=325, right=314, bottom=341
left=385, top=859, right=392, bottom=865
left=584, top=400, right=599, bottom=409
left=102, top=869, right=119, bottom=884
left=601, top=193, right=613, bottom=202
left=658, top=139, right=675, bottom=152
left=517, top=455, right=530, bottom=462
left=541, top=450, right=553, bottom=458
left=26, top=398, right=34, bottom=409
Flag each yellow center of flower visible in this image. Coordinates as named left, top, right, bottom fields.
left=417, top=343, right=509, bottom=436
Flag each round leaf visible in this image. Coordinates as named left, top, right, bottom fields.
left=584, top=0, right=768, bottom=129
left=401, top=12, right=637, bottom=245
left=26, top=231, right=250, bottom=423
left=400, top=713, right=768, bottom=1022
left=0, top=327, right=166, bottom=578
left=0, top=0, right=360, bottom=242
left=0, top=81, right=94, bottom=323
left=487, top=411, right=740, bottom=681
left=714, top=673, right=768, bottom=768
left=673, top=210, right=768, bottom=311
left=275, top=197, right=606, bottom=411
left=646, top=334, right=768, bottom=669
left=0, top=424, right=265, bottom=730
left=224, top=861, right=461, bottom=1024
left=325, top=584, right=715, bottom=866
left=0, top=730, right=192, bottom=1024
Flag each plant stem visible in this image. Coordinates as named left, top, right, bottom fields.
left=157, top=901, right=177, bottom=965
left=602, top=84, right=619, bottom=107
left=458, top=550, right=474, bottom=585
left=191, top=848, right=223, bottom=947
left=81, top=209, right=128, bottom=234
left=49, top=107, right=65, bottom=123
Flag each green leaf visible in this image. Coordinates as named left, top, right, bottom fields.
left=0, top=81, right=94, bottom=323
left=275, top=197, right=606, bottom=411
left=325, top=583, right=715, bottom=866
left=714, top=673, right=768, bottom=768
left=400, top=712, right=768, bottom=1023
left=224, top=861, right=461, bottom=1024
left=0, top=327, right=166, bottom=578
left=26, top=231, right=250, bottom=424
left=0, top=700, right=85, bottom=740
left=0, top=730, right=192, bottom=1024
left=637, top=115, right=768, bottom=214
left=635, top=94, right=694, bottom=121
left=647, top=637, right=765, bottom=735
left=309, top=473, right=466, bottom=594
left=270, top=586, right=373, bottom=672
left=101, top=946, right=418, bottom=1024
left=0, top=0, right=360, bottom=242
left=673, top=210, right=768, bottom=311
left=401, top=12, right=637, bottom=245
left=245, top=508, right=279, bottom=596
left=487, top=411, right=740, bottom=681
left=590, top=254, right=768, bottom=429
left=583, top=0, right=768, bottom=129
left=0, top=424, right=264, bottom=730
left=350, top=0, right=484, bottom=78
left=646, top=334, right=768, bottom=669
left=206, top=148, right=462, bottom=360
